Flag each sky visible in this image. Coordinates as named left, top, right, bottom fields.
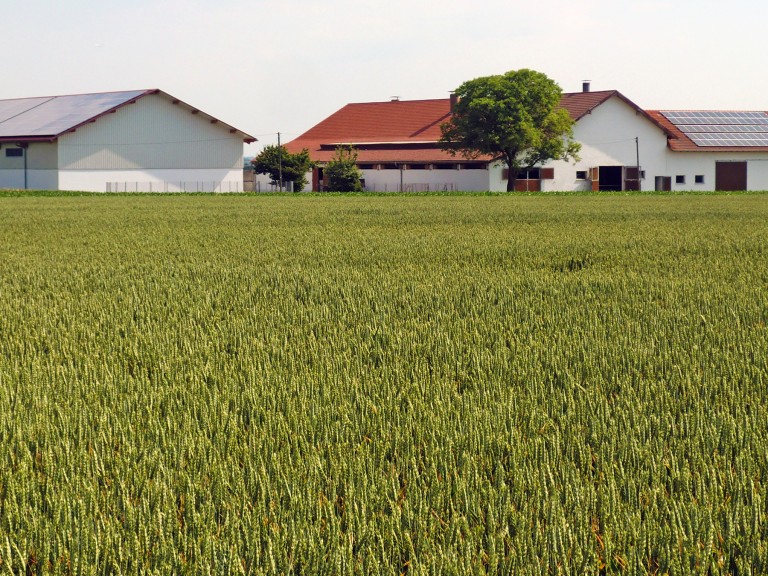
left=4, top=0, right=768, bottom=157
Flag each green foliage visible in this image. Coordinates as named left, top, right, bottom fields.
left=251, top=144, right=314, bottom=192
left=441, top=68, right=581, bottom=191
left=324, top=145, right=363, bottom=192
left=0, top=194, right=767, bottom=573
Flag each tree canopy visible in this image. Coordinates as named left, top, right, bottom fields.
left=324, top=146, right=363, bottom=192
left=440, top=69, right=580, bottom=191
left=251, top=145, right=314, bottom=192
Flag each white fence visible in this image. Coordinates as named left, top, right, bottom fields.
left=105, top=181, right=243, bottom=193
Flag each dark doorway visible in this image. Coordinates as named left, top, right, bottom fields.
left=654, top=176, right=672, bottom=192
left=624, top=166, right=640, bottom=191
left=313, top=167, right=325, bottom=191
left=598, top=166, right=623, bottom=191
left=715, top=161, right=747, bottom=191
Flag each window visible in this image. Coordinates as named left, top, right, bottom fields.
left=675, top=175, right=686, bottom=184
left=358, top=164, right=376, bottom=170
left=576, top=170, right=588, bottom=180
left=695, top=174, right=705, bottom=184
left=518, top=168, right=540, bottom=179
left=5, top=148, right=23, bottom=157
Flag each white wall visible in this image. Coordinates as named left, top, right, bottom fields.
left=59, top=93, right=244, bottom=171
left=542, top=96, right=670, bottom=192
left=58, top=168, right=244, bottom=192
left=360, top=166, right=490, bottom=192
left=664, top=153, right=768, bottom=191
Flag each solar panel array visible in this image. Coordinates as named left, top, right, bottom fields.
left=661, top=110, right=768, bottom=146
left=0, top=90, right=148, bottom=138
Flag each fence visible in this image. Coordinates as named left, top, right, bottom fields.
left=105, top=181, right=243, bottom=193
left=363, top=182, right=457, bottom=193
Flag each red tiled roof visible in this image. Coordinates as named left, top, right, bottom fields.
left=559, top=90, right=618, bottom=120
left=647, top=110, right=768, bottom=152
left=284, top=99, right=459, bottom=163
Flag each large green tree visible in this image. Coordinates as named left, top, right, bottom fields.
left=251, top=145, right=314, bottom=192
left=324, top=146, right=363, bottom=192
left=440, top=69, right=580, bottom=192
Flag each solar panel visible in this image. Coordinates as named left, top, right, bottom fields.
left=0, top=90, right=148, bottom=138
left=661, top=110, right=768, bottom=146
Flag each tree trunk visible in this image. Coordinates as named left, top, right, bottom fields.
left=506, top=171, right=516, bottom=192
left=504, top=153, right=517, bottom=192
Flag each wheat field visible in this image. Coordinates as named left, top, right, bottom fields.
left=0, top=193, right=766, bottom=574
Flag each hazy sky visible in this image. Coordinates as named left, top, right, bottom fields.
left=4, top=0, right=767, bottom=155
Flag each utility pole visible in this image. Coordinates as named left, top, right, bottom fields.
left=277, top=132, right=283, bottom=192
left=635, top=136, right=641, bottom=191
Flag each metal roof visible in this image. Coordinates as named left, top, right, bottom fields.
left=0, top=89, right=256, bottom=143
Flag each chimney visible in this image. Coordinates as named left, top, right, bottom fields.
left=582, top=80, right=591, bottom=93
left=449, top=91, right=458, bottom=112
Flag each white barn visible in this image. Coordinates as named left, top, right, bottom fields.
left=0, top=89, right=255, bottom=192
left=285, top=85, right=768, bottom=192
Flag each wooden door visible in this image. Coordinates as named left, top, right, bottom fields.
left=715, top=161, right=747, bottom=191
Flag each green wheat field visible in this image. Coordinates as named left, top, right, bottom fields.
left=0, top=192, right=766, bottom=574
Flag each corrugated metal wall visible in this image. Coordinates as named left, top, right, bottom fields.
left=0, top=142, right=58, bottom=170
left=58, top=94, right=242, bottom=170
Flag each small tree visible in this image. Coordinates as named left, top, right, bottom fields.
left=251, top=145, right=314, bottom=192
left=440, top=69, right=580, bottom=191
left=324, top=146, right=363, bottom=192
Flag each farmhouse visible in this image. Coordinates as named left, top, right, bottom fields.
left=285, top=84, right=768, bottom=192
left=0, top=89, right=255, bottom=192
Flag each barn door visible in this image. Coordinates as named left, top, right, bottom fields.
left=715, top=161, right=747, bottom=191
left=624, top=166, right=640, bottom=191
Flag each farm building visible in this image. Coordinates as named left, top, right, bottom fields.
left=0, top=89, right=255, bottom=192
left=284, top=84, right=768, bottom=192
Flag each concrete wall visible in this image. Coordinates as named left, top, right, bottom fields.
left=58, top=168, right=244, bottom=193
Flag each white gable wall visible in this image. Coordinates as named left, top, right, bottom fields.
left=57, top=93, right=244, bottom=192
left=542, top=96, right=670, bottom=192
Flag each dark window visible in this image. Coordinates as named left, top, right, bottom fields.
left=380, top=163, right=399, bottom=170
left=433, top=163, right=458, bottom=170
left=675, top=175, right=686, bottom=184
left=461, top=163, right=487, bottom=170
left=5, top=148, right=23, bottom=157
left=576, top=170, right=588, bottom=180
left=695, top=174, right=704, bottom=184
left=358, top=164, right=375, bottom=170
left=640, top=170, right=646, bottom=179
left=408, top=164, right=428, bottom=170
left=518, top=168, right=540, bottom=179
